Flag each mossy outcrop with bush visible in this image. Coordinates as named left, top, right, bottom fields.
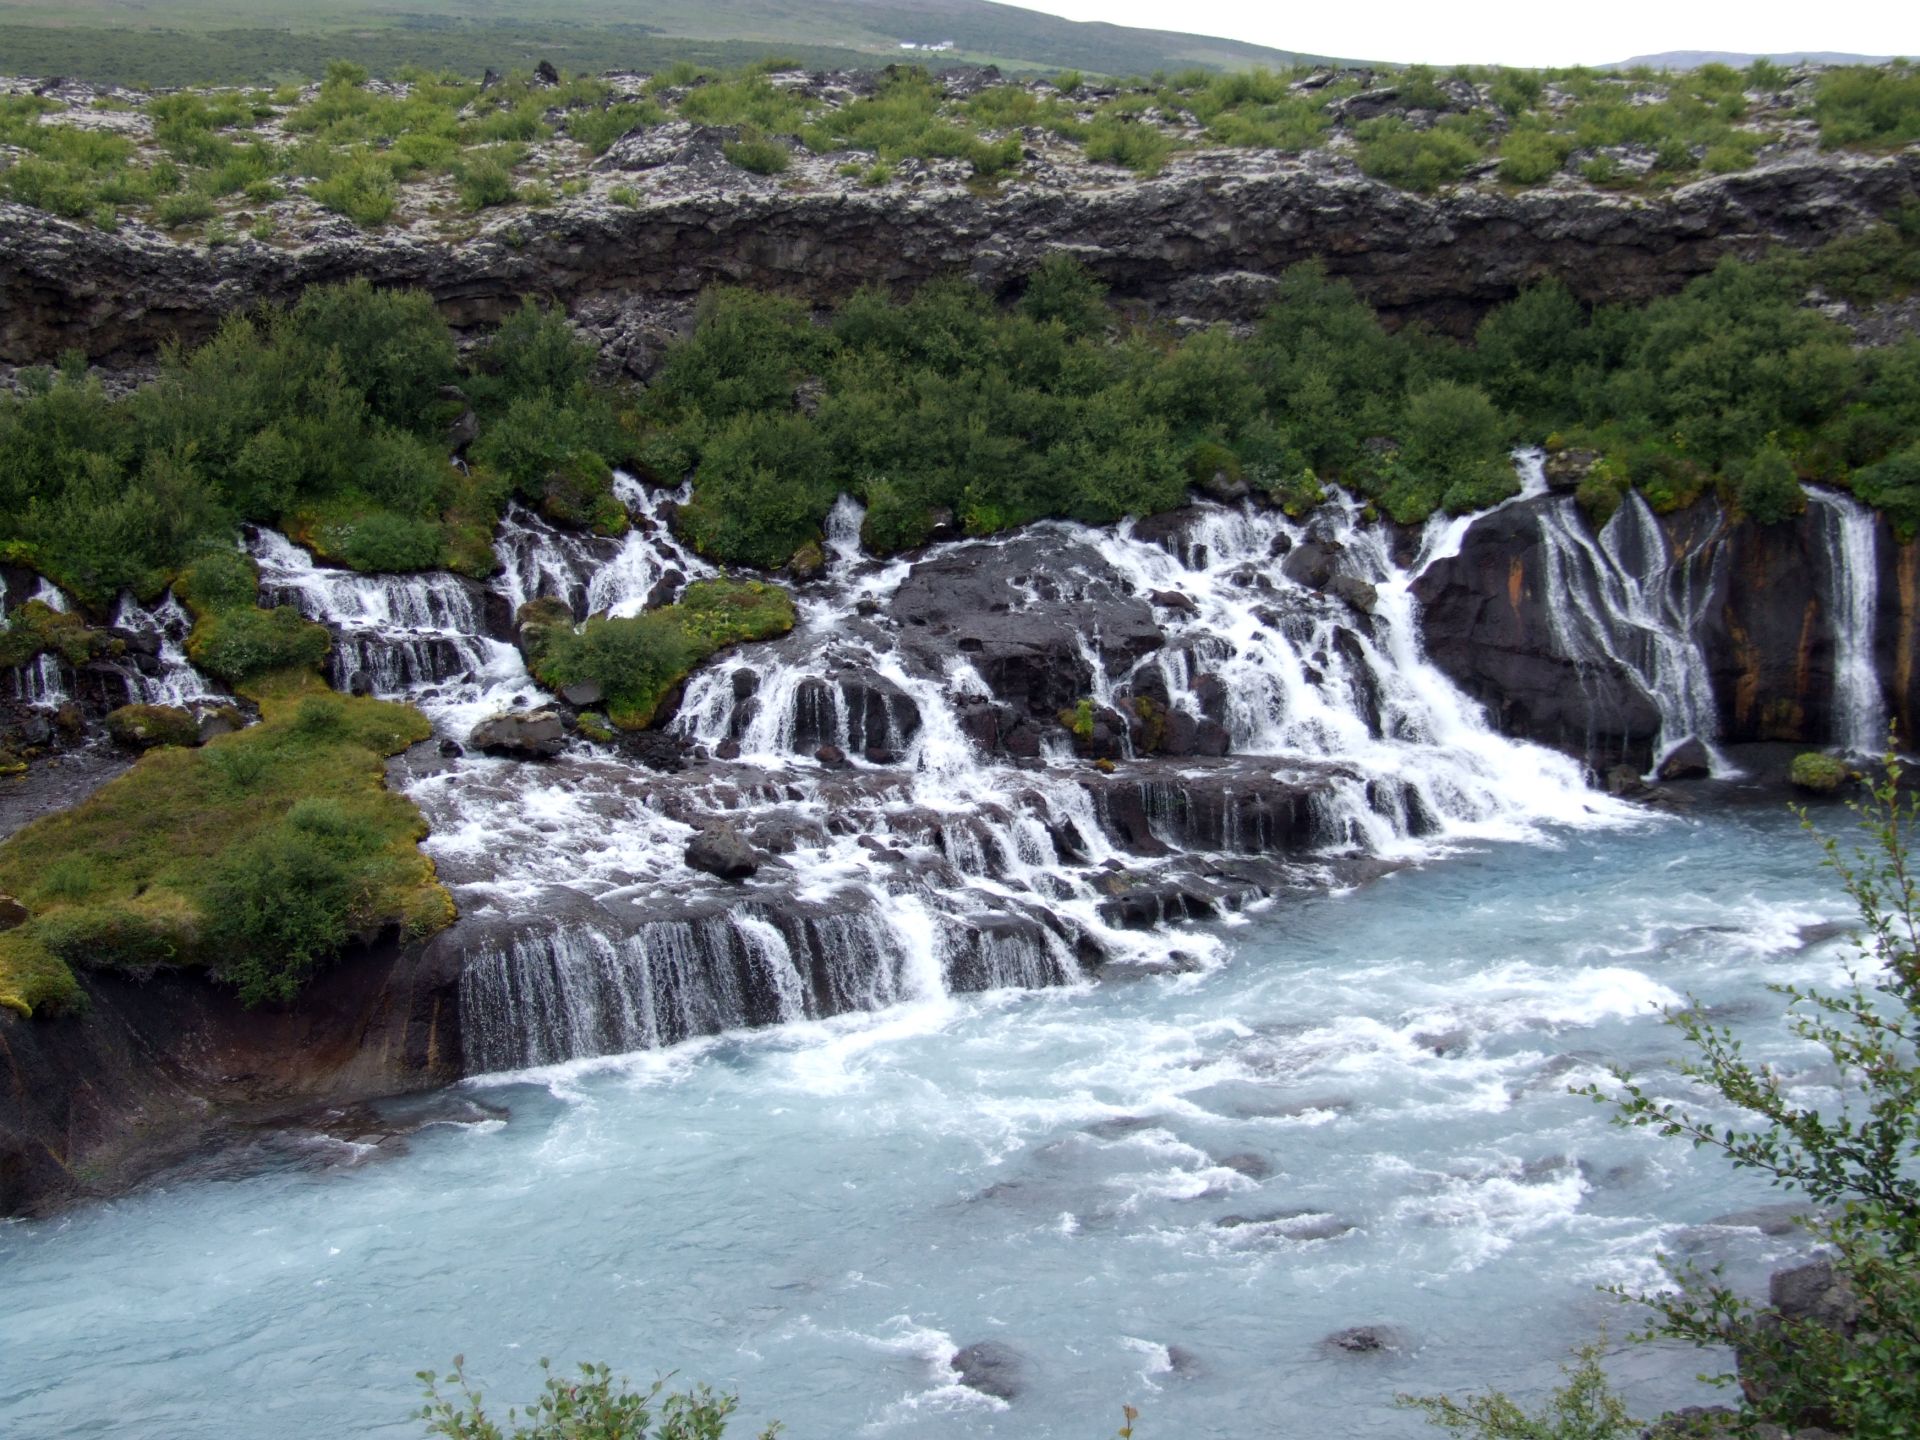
left=0, top=673, right=450, bottom=1018
left=522, top=579, right=796, bottom=729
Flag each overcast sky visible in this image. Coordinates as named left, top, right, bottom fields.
left=1010, top=0, right=1916, bottom=68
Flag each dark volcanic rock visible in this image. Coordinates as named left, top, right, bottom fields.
left=1656, top=736, right=1713, bottom=781
left=891, top=534, right=1163, bottom=719
left=1321, top=1325, right=1410, bottom=1355
left=685, top=824, right=759, bottom=880
left=951, top=1340, right=1025, bottom=1401
left=1413, top=498, right=1662, bottom=770
left=469, top=709, right=565, bottom=758
left=9, top=149, right=1915, bottom=374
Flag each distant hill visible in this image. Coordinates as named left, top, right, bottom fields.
left=1607, top=49, right=1894, bottom=70
left=0, top=0, right=1340, bottom=87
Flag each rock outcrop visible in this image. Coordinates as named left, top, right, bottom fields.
left=3, top=147, right=1915, bottom=376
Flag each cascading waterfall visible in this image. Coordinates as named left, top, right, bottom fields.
left=110, top=593, right=218, bottom=708
left=246, top=528, right=514, bottom=700
left=1530, top=488, right=1732, bottom=775
left=203, top=454, right=1900, bottom=1076
left=2, top=578, right=76, bottom=708
left=1806, top=487, right=1888, bottom=757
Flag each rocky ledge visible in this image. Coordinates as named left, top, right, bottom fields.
left=4, top=144, right=1916, bottom=378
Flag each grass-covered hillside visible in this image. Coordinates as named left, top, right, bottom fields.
left=2, top=57, right=1917, bottom=244
left=0, top=0, right=1329, bottom=89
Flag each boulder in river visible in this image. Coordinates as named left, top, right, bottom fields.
left=685, top=824, right=759, bottom=880
left=469, top=709, right=566, bottom=759
left=1320, top=1325, right=1410, bottom=1355
left=952, top=1340, right=1025, bottom=1400
left=1655, top=737, right=1712, bottom=781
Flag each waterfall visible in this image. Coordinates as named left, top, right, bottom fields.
left=1530, top=490, right=1732, bottom=775
left=2, top=578, right=75, bottom=708
left=247, top=465, right=1645, bottom=1075
left=110, top=593, right=219, bottom=708
left=1806, top=488, right=1888, bottom=757
left=246, top=529, right=511, bottom=700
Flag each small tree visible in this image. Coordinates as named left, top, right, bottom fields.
left=1590, top=745, right=1920, bottom=1437
left=1399, top=1338, right=1639, bottom=1440
left=418, top=1356, right=780, bottom=1440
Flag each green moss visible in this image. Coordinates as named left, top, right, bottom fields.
left=0, top=673, right=448, bottom=1013
left=105, top=704, right=200, bottom=750
left=187, top=600, right=332, bottom=685
left=1790, top=751, right=1852, bottom=794
left=0, top=600, right=110, bottom=671
left=529, top=578, right=795, bottom=730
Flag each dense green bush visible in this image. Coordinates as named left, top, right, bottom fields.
left=1816, top=62, right=1920, bottom=148
left=203, top=796, right=397, bottom=1004
left=418, top=1357, right=777, bottom=1440
left=529, top=578, right=796, bottom=728
left=187, top=602, right=332, bottom=684
left=1355, top=117, right=1484, bottom=191
left=0, top=280, right=636, bottom=604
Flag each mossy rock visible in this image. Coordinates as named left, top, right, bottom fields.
left=106, top=704, right=201, bottom=751
left=1790, top=751, right=1852, bottom=794
left=574, top=711, right=615, bottom=743
left=0, top=674, right=449, bottom=1015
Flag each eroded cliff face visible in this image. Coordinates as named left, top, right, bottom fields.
left=1414, top=490, right=1919, bottom=771
left=4, top=145, right=1917, bottom=377
left=0, top=939, right=461, bottom=1216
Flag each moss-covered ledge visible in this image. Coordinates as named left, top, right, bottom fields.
left=0, top=671, right=452, bottom=1017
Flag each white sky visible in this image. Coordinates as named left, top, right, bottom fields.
left=1008, top=0, right=1918, bottom=68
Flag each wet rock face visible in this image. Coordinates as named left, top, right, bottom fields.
left=1413, top=498, right=1664, bottom=771
left=890, top=533, right=1163, bottom=720
left=685, top=824, right=759, bottom=880
left=1416, top=492, right=1920, bottom=765
left=951, top=1340, right=1025, bottom=1400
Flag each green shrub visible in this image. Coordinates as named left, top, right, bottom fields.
left=1588, top=755, right=1920, bottom=1436
left=153, top=189, right=215, bottom=227
left=203, top=797, right=395, bottom=1004
left=1356, top=117, right=1483, bottom=191
left=1497, top=126, right=1569, bottom=184
left=531, top=578, right=795, bottom=728
left=1402, top=1338, right=1637, bottom=1439
left=1729, top=440, right=1805, bottom=523
left=1084, top=116, right=1173, bottom=175
left=309, top=158, right=395, bottom=226
left=723, top=132, right=790, bottom=175
left=418, top=1358, right=771, bottom=1440
left=1851, top=444, right=1920, bottom=540
left=35, top=900, right=195, bottom=972
left=188, top=603, right=331, bottom=683
left=1816, top=62, right=1920, bottom=148
left=456, top=153, right=517, bottom=210
left=177, top=549, right=261, bottom=612
left=567, top=100, right=666, bottom=155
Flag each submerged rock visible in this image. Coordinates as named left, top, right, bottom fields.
left=1320, top=1325, right=1410, bottom=1355
left=952, top=1340, right=1025, bottom=1400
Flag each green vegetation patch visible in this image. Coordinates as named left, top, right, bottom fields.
left=0, top=281, right=636, bottom=611
left=0, top=600, right=112, bottom=671
left=0, top=673, right=448, bottom=1017
left=524, top=579, right=796, bottom=729
left=642, top=230, right=1920, bottom=564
